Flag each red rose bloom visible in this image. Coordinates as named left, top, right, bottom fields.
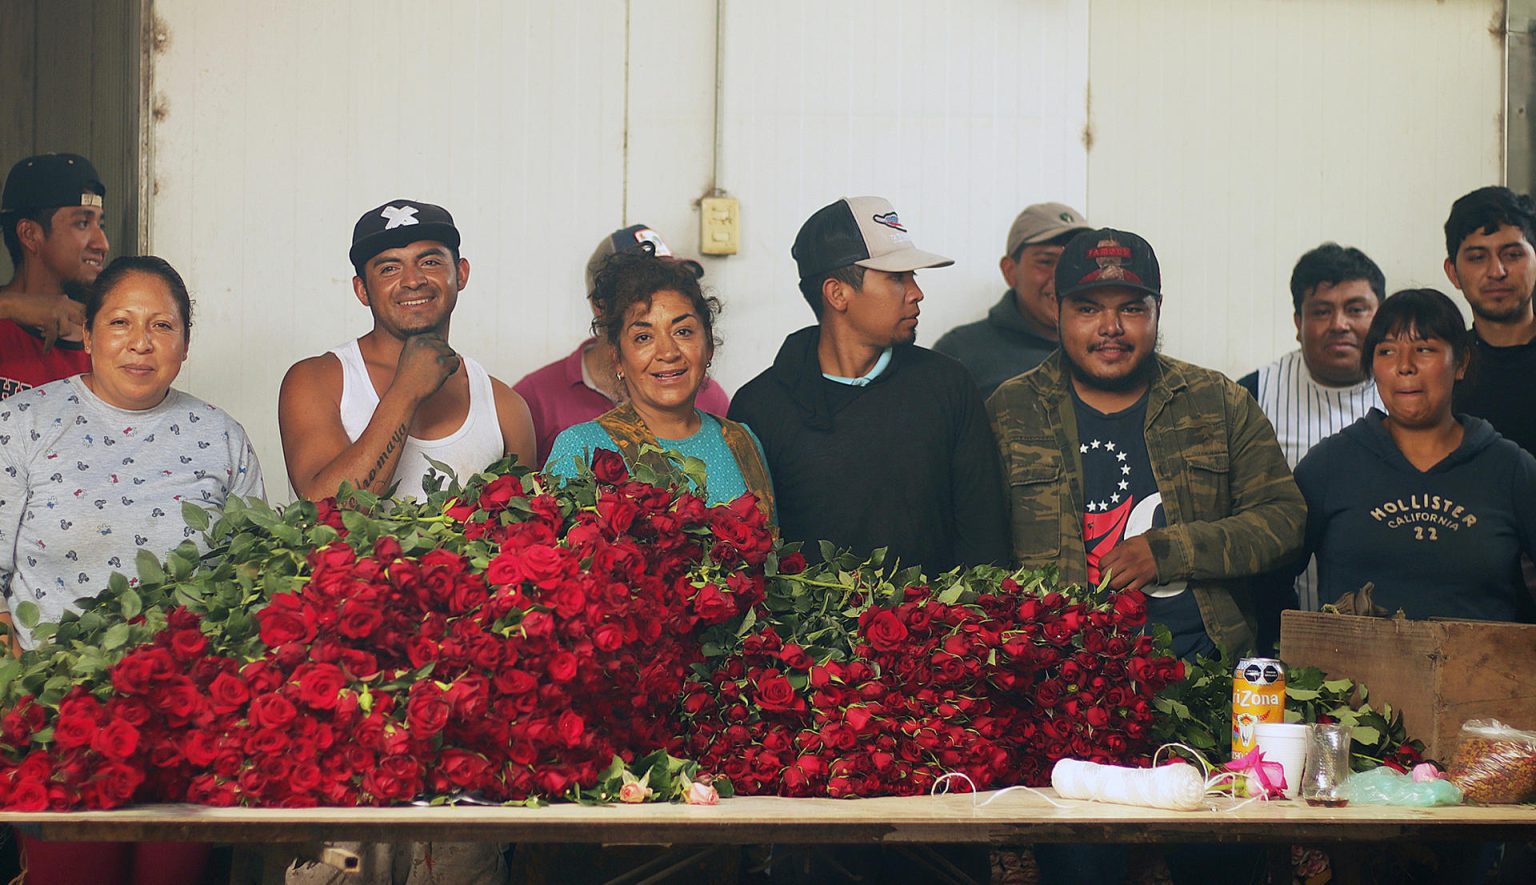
left=90, top=719, right=140, bottom=761
left=755, top=674, right=800, bottom=713
left=1111, top=590, right=1148, bottom=627
left=91, top=762, right=144, bottom=808
left=169, top=628, right=208, bottom=661
left=590, top=448, right=630, bottom=484
left=862, top=610, right=910, bottom=653
left=776, top=551, right=807, bottom=575
left=256, top=594, right=318, bottom=647
left=546, top=651, right=579, bottom=683
left=293, top=663, right=347, bottom=711
left=337, top=601, right=384, bottom=640
left=479, top=475, right=522, bottom=509
left=406, top=683, right=451, bottom=737
left=693, top=585, right=737, bottom=624
left=249, top=693, right=298, bottom=730
left=53, top=712, right=98, bottom=750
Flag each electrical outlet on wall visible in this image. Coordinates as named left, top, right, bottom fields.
left=700, top=196, right=740, bottom=255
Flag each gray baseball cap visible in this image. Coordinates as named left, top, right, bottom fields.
left=1005, top=202, right=1090, bottom=257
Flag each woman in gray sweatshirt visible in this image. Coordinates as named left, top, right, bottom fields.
left=0, top=255, right=264, bottom=651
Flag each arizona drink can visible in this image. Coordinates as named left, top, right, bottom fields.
left=1232, top=657, right=1286, bottom=756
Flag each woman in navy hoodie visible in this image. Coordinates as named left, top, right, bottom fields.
left=1295, top=288, right=1536, bottom=622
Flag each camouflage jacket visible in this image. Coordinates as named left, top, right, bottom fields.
left=986, top=352, right=1305, bottom=655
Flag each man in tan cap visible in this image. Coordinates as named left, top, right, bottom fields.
left=933, top=201, right=1090, bottom=396
left=514, top=224, right=729, bottom=464
left=730, top=196, right=1008, bottom=575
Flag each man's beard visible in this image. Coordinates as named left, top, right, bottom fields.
left=1061, top=338, right=1160, bottom=392
left=401, top=318, right=449, bottom=337
left=1470, top=290, right=1534, bottom=324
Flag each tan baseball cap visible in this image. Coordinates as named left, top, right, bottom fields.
left=1005, top=202, right=1090, bottom=257
left=792, top=196, right=953, bottom=281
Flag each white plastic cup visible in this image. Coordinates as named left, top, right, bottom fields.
left=1254, top=722, right=1310, bottom=799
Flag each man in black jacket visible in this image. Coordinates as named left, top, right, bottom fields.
left=729, top=196, right=1009, bottom=573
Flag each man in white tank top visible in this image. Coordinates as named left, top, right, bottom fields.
left=278, top=200, right=535, bottom=502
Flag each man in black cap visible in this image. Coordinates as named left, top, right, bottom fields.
left=987, top=227, right=1304, bottom=885
left=988, top=227, right=1303, bottom=660
left=728, top=196, right=1008, bottom=574
left=514, top=223, right=730, bottom=465
left=278, top=199, right=535, bottom=503
left=0, top=153, right=109, bottom=398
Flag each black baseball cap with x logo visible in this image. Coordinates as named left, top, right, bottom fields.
left=349, top=200, right=461, bottom=270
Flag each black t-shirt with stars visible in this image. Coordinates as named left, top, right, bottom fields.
left=1072, top=386, right=1214, bottom=659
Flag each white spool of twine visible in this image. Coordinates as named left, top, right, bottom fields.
left=1050, top=758, right=1206, bottom=811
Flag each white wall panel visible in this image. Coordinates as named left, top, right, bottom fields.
left=708, top=0, right=1091, bottom=386
left=1085, top=0, right=1505, bottom=378
left=148, top=0, right=1090, bottom=500
left=150, top=1, right=630, bottom=497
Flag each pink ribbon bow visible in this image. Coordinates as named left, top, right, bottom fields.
left=1225, top=747, right=1287, bottom=799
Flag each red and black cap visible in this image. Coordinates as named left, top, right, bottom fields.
left=1054, top=228, right=1162, bottom=300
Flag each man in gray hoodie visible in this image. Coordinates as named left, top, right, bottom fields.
left=933, top=202, right=1090, bottom=396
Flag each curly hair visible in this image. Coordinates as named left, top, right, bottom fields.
left=590, top=248, right=720, bottom=351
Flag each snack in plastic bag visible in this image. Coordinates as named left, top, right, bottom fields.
left=1338, top=766, right=1462, bottom=807
left=1447, top=719, right=1536, bottom=805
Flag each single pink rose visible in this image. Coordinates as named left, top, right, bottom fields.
left=1225, top=748, right=1286, bottom=799
left=1411, top=762, right=1443, bottom=783
left=686, top=780, right=719, bottom=806
left=618, top=782, right=649, bottom=804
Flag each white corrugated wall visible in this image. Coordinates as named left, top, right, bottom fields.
left=146, top=0, right=1500, bottom=500
left=1086, top=0, right=1505, bottom=374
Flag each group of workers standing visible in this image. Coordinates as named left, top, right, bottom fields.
left=2, top=149, right=1535, bottom=883
left=5, top=150, right=1536, bottom=669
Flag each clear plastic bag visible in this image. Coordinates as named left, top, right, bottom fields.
left=1338, top=767, right=1462, bottom=807
left=1447, top=719, right=1536, bottom=805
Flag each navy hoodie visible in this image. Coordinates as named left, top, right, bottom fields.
left=728, top=326, right=1009, bottom=573
left=1295, top=409, right=1536, bottom=622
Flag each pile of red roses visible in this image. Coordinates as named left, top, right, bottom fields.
left=674, top=574, right=1183, bottom=797
left=0, top=451, right=771, bottom=810
left=0, top=448, right=1191, bottom=811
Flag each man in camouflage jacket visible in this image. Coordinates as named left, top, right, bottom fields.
left=987, top=228, right=1304, bottom=657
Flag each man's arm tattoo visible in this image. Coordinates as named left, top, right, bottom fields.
left=362, top=423, right=409, bottom=488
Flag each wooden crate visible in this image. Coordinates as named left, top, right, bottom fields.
left=1279, top=611, right=1536, bottom=761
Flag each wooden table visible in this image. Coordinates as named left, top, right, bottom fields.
left=3, top=790, right=1533, bottom=883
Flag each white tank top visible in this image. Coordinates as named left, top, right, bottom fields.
left=330, top=339, right=505, bottom=501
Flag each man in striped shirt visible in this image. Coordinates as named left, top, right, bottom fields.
left=1239, top=243, right=1384, bottom=644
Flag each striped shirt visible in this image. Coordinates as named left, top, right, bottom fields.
left=1239, top=350, right=1381, bottom=610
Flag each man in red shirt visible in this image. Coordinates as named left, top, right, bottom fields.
left=0, top=153, right=109, bottom=398
left=515, top=224, right=729, bottom=465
